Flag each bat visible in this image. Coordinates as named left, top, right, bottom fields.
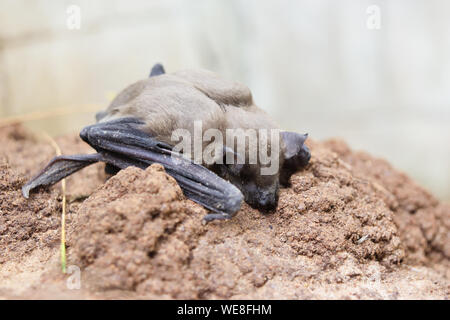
left=22, top=64, right=310, bottom=222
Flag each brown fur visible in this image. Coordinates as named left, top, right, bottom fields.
left=98, top=69, right=285, bottom=171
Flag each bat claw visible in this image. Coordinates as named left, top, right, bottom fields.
left=22, top=186, right=31, bottom=199
left=202, top=213, right=233, bottom=223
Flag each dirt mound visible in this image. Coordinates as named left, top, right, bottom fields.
left=68, top=165, right=206, bottom=298
left=0, top=124, right=448, bottom=299
left=323, top=140, right=449, bottom=267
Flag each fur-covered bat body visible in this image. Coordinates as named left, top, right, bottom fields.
left=22, top=64, right=310, bottom=221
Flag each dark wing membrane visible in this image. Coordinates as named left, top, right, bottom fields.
left=23, top=118, right=243, bottom=221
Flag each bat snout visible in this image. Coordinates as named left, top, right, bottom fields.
left=242, top=181, right=279, bottom=213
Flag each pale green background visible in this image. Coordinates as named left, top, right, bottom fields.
left=0, top=0, right=449, bottom=200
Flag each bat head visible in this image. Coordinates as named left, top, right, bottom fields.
left=211, top=131, right=311, bottom=213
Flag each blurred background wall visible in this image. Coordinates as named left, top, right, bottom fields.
left=0, top=0, right=449, bottom=200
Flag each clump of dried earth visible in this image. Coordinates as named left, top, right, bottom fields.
left=0, top=124, right=448, bottom=299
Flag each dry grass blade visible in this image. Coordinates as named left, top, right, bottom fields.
left=0, top=104, right=100, bottom=128
left=41, top=132, right=67, bottom=274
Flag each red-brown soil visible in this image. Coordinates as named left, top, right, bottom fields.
left=0, top=124, right=448, bottom=299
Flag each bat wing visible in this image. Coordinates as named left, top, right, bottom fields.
left=22, top=118, right=243, bottom=221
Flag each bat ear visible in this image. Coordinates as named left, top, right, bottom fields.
left=280, top=131, right=310, bottom=186
left=282, top=132, right=308, bottom=159
left=149, top=63, right=165, bottom=77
